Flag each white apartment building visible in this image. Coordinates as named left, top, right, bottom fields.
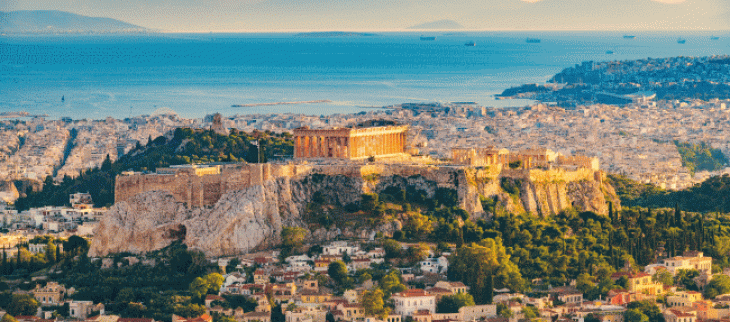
left=392, top=289, right=436, bottom=317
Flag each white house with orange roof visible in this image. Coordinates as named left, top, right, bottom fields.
left=610, top=271, right=664, bottom=295
left=657, top=251, right=712, bottom=276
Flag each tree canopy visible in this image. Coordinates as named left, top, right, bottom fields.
left=448, top=238, right=525, bottom=303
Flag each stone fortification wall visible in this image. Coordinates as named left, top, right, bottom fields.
left=115, top=164, right=274, bottom=208
left=115, top=162, right=614, bottom=217
left=96, top=161, right=620, bottom=257
left=499, top=167, right=596, bottom=183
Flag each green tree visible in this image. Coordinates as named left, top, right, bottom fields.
left=522, top=306, right=539, bottom=319
left=361, top=289, right=390, bottom=319
left=584, top=314, right=600, bottom=322
left=45, top=241, right=57, bottom=264
left=64, top=236, right=89, bottom=255
left=448, top=238, right=525, bottom=303
left=380, top=270, right=406, bottom=296
left=280, top=226, right=307, bottom=258
left=653, top=270, right=673, bottom=286
left=676, top=269, right=700, bottom=291
left=328, top=261, right=348, bottom=285
left=406, top=243, right=430, bottom=263
left=174, top=303, right=206, bottom=318
left=404, top=213, right=433, bottom=239
left=189, top=273, right=225, bottom=301
left=437, top=293, right=476, bottom=313
left=626, top=301, right=664, bottom=322
left=361, top=193, right=380, bottom=212
left=496, top=303, right=513, bottom=318
left=7, top=294, right=39, bottom=316
left=1, top=315, right=18, bottom=322
left=576, top=273, right=595, bottom=294
left=382, top=239, right=402, bottom=259
left=705, top=274, right=730, bottom=299
left=625, top=309, right=649, bottom=322
left=116, top=287, right=136, bottom=303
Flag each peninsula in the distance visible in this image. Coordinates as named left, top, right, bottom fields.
left=0, top=10, right=150, bottom=34
left=294, top=31, right=379, bottom=37
left=407, top=19, right=464, bottom=30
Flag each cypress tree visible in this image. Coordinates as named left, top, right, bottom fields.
left=56, top=243, right=62, bottom=262
left=608, top=201, right=614, bottom=223
left=674, top=202, right=682, bottom=228
left=484, top=271, right=494, bottom=304
left=700, top=214, right=705, bottom=248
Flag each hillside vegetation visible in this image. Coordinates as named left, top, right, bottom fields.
left=15, top=128, right=293, bottom=210
left=674, top=141, right=728, bottom=174
left=607, top=173, right=730, bottom=213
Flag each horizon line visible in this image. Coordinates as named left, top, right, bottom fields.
left=158, top=28, right=730, bottom=33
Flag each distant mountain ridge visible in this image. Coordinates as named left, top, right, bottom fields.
left=407, top=19, right=464, bottom=30
left=0, top=10, right=150, bottom=34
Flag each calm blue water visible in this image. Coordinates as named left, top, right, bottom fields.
left=1, top=31, right=729, bottom=119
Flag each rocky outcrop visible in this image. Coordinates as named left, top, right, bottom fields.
left=90, top=164, right=620, bottom=257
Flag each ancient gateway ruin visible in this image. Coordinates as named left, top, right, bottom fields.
left=293, top=126, right=408, bottom=160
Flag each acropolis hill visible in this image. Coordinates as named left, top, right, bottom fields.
left=92, top=125, right=619, bottom=257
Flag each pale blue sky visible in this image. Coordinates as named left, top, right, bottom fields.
left=3, top=0, right=729, bottom=32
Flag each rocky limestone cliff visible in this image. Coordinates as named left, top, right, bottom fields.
left=90, top=164, right=620, bottom=257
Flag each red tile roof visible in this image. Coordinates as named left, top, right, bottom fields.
left=610, top=271, right=650, bottom=279
left=395, top=289, right=432, bottom=297
left=118, top=318, right=155, bottom=322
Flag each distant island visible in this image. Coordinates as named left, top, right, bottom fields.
left=407, top=19, right=464, bottom=30
left=0, top=10, right=150, bottom=34
left=294, top=31, right=378, bottom=38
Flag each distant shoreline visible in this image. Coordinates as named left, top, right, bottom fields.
left=232, top=100, right=332, bottom=107
left=0, top=111, right=48, bottom=119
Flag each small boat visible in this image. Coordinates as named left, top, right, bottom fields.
left=677, top=38, right=686, bottom=44
left=606, top=50, right=614, bottom=54
left=61, top=95, right=65, bottom=102
left=465, top=41, right=476, bottom=46
left=525, top=38, right=541, bottom=43
left=420, top=36, right=436, bottom=41
left=623, top=35, right=636, bottom=39
left=711, top=36, right=720, bottom=40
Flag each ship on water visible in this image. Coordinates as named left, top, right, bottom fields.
left=623, top=35, right=636, bottom=39
left=420, top=36, right=436, bottom=41
left=677, top=38, right=686, bottom=44
left=465, top=41, right=476, bottom=46
left=525, top=38, right=541, bottom=43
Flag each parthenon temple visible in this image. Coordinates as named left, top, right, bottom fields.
left=293, top=125, right=409, bottom=160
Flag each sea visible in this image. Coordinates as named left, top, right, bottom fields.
left=1, top=31, right=729, bottom=120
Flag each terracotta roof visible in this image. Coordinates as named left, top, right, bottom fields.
left=118, top=318, right=154, bottom=322
left=610, top=271, right=650, bottom=279
left=425, top=287, right=451, bottom=294
left=395, top=289, right=431, bottom=297
left=669, top=310, right=695, bottom=318
left=206, top=295, right=225, bottom=301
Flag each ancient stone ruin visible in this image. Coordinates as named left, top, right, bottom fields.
left=293, top=125, right=409, bottom=160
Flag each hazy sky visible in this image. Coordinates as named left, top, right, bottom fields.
left=3, top=0, right=729, bottom=32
